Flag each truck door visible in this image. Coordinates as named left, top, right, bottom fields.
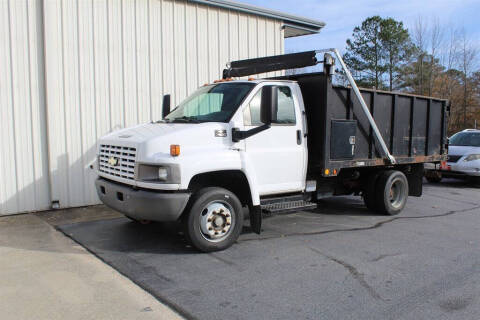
left=242, top=84, right=306, bottom=195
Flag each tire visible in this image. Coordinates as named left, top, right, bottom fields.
left=375, top=170, right=409, bottom=215
left=425, top=171, right=442, bottom=183
left=183, top=187, right=244, bottom=252
left=363, top=172, right=381, bottom=211
left=469, top=176, right=480, bottom=187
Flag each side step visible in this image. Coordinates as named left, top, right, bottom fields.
left=261, top=195, right=317, bottom=215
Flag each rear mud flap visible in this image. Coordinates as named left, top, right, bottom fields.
left=407, top=164, right=424, bottom=197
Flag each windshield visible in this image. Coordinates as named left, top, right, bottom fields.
left=164, top=82, right=255, bottom=123
left=449, top=132, right=480, bottom=147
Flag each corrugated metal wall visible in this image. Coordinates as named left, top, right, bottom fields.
left=0, top=0, right=284, bottom=214
left=0, top=0, right=50, bottom=215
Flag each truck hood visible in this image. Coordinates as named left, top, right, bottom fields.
left=99, top=122, right=233, bottom=160
left=101, top=122, right=192, bottom=143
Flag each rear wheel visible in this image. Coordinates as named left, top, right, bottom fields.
left=425, top=171, right=442, bottom=183
left=375, top=170, right=409, bottom=215
left=183, top=187, right=244, bottom=252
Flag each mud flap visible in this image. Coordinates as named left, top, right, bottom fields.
left=249, top=205, right=262, bottom=234
left=407, top=164, right=424, bottom=197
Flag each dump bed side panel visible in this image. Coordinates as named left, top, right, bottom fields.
left=393, top=96, right=412, bottom=156
left=289, top=73, right=447, bottom=174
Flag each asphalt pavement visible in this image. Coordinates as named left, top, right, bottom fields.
left=58, top=179, right=480, bottom=320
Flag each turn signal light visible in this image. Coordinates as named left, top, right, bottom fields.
left=440, top=161, right=446, bottom=169
left=170, top=144, right=180, bottom=157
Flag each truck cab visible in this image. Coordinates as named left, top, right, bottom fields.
left=96, top=79, right=309, bottom=251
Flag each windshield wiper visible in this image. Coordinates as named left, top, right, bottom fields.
left=169, top=116, right=201, bottom=123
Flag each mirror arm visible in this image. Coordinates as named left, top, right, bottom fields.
left=232, top=125, right=270, bottom=142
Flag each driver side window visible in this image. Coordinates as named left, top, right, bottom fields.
left=243, top=86, right=296, bottom=126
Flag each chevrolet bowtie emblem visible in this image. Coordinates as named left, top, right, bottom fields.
left=108, top=156, right=119, bottom=166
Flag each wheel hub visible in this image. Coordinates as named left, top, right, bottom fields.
left=200, top=202, right=233, bottom=241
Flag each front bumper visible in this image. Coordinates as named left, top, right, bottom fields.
left=441, top=161, right=480, bottom=177
left=95, top=178, right=191, bottom=221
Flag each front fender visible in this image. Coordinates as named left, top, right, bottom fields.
left=178, top=147, right=261, bottom=206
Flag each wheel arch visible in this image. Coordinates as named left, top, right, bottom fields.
left=187, top=170, right=254, bottom=207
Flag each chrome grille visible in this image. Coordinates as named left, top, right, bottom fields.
left=98, top=144, right=136, bottom=180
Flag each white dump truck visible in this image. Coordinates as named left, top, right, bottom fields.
left=95, top=50, right=448, bottom=252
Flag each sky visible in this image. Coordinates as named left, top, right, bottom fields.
left=239, top=0, right=480, bottom=57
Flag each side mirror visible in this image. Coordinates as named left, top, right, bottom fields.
left=260, top=86, right=278, bottom=125
left=162, top=94, right=171, bottom=119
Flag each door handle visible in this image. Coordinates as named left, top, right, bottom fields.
left=296, top=130, right=302, bottom=145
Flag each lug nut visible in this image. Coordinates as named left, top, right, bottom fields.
left=208, top=227, right=213, bottom=231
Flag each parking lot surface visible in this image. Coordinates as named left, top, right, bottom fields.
left=58, top=180, right=480, bottom=320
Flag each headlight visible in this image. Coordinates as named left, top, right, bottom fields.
left=158, top=167, right=168, bottom=181
left=464, top=154, right=480, bottom=162
left=136, top=164, right=180, bottom=183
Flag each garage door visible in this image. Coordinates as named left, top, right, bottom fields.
left=0, top=0, right=50, bottom=215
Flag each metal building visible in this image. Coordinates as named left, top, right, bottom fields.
left=0, top=0, right=324, bottom=215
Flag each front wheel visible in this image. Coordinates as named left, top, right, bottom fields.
left=183, top=187, right=244, bottom=252
left=375, top=170, right=409, bottom=215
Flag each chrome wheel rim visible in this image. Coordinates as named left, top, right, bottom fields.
left=199, top=201, right=235, bottom=243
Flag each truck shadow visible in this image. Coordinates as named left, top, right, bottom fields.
left=313, top=196, right=385, bottom=216
left=61, top=219, right=199, bottom=255
left=54, top=195, right=390, bottom=255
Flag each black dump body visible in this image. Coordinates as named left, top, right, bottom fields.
left=276, top=72, right=448, bottom=175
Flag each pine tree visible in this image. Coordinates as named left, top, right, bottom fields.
left=344, top=16, right=386, bottom=89
left=380, top=18, right=415, bottom=91
left=344, top=16, right=414, bottom=90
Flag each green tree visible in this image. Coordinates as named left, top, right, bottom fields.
left=398, top=54, right=443, bottom=94
left=344, top=16, right=386, bottom=89
left=380, top=18, right=415, bottom=91
left=344, top=16, right=414, bottom=90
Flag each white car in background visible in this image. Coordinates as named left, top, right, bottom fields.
left=426, top=129, right=480, bottom=183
